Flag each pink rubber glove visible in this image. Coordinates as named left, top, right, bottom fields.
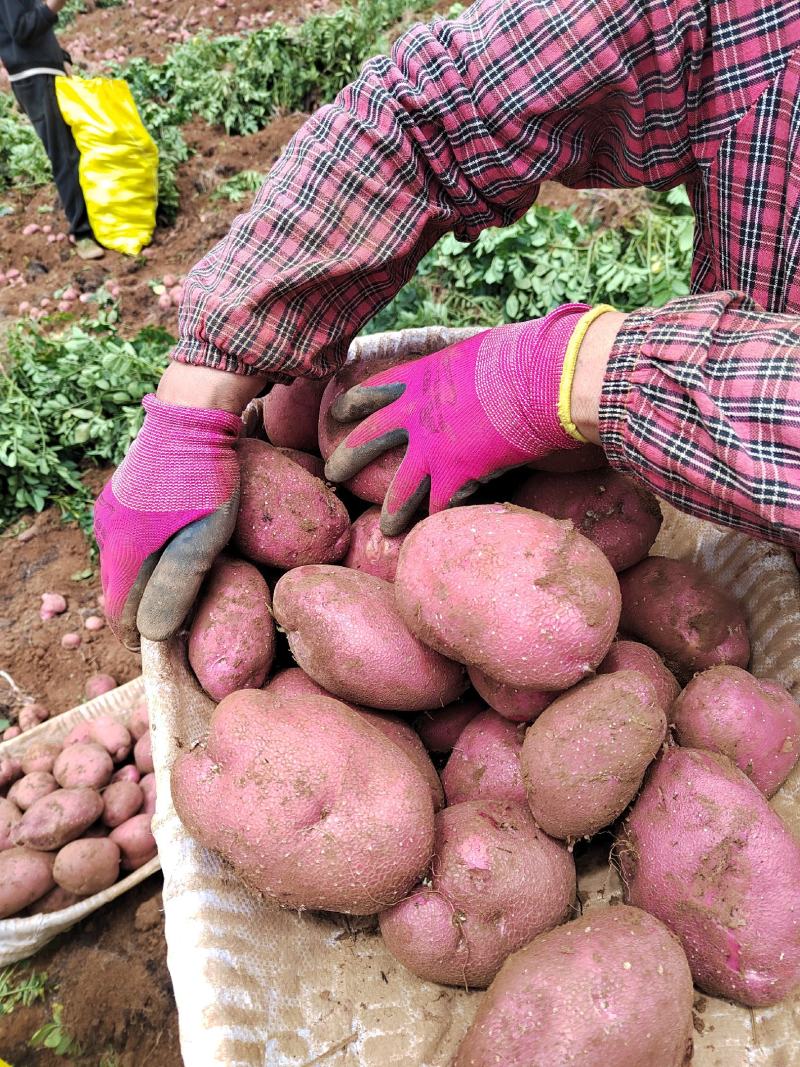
left=325, top=304, right=604, bottom=534
left=94, top=394, right=242, bottom=649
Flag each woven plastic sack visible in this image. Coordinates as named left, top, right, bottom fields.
left=143, top=327, right=800, bottom=1067
left=0, top=676, right=160, bottom=965
left=55, top=76, right=158, bottom=255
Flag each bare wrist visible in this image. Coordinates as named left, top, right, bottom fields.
left=157, top=361, right=269, bottom=415
left=570, top=311, right=626, bottom=443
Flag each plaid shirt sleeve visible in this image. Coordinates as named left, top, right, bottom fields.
left=600, top=292, right=800, bottom=549
left=173, top=0, right=709, bottom=379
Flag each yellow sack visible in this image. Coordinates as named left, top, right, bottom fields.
left=55, top=76, right=158, bottom=256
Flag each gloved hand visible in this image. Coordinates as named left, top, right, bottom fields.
left=325, top=303, right=611, bottom=534
left=93, top=393, right=242, bottom=650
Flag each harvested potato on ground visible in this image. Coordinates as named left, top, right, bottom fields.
left=102, top=780, right=144, bottom=827
left=467, top=666, right=553, bottom=723
left=619, top=556, right=750, bottom=678
left=234, top=439, right=350, bottom=568
left=17, top=703, right=49, bottom=732
left=262, top=376, right=327, bottom=451
left=442, top=710, right=526, bottom=806
left=172, top=689, right=435, bottom=914
left=188, top=555, right=276, bottom=700
left=453, top=905, right=693, bottom=1067
left=128, top=700, right=149, bottom=741
left=84, top=673, right=117, bottom=701
left=8, top=772, right=58, bottom=811
left=395, top=505, right=621, bottom=691
left=12, top=788, right=103, bottom=851
left=341, top=506, right=409, bottom=582
left=276, top=447, right=325, bottom=480
left=522, top=672, right=665, bottom=840
left=671, top=665, right=800, bottom=796
left=109, top=812, right=157, bottom=870
left=272, top=565, right=466, bottom=711
left=26, top=884, right=84, bottom=914
left=618, top=746, right=800, bottom=1006
left=0, top=796, right=22, bottom=852
left=527, top=442, right=607, bottom=472
left=597, top=639, right=680, bottom=710
left=134, top=732, right=153, bottom=775
left=0, top=847, right=56, bottom=918
left=54, top=837, right=121, bottom=895
left=86, top=717, right=132, bottom=762
left=21, top=743, right=60, bottom=776
left=380, top=800, right=575, bottom=988
left=413, top=697, right=484, bottom=754
left=53, top=742, right=113, bottom=790
left=511, top=468, right=662, bottom=572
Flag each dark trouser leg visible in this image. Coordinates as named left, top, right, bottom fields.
left=11, top=74, right=93, bottom=239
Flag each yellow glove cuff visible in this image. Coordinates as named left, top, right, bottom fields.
left=557, top=304, right=616, bottom=443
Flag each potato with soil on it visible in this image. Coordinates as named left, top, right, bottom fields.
left=0, top=756, right=22, bottom=791
left=467, top=666, right=553, bottom=723
left=341, top=506, right=410, bottom=582
left=262, top=376, right=328, bottom=452
left=442, top=710, right=526, bottom=806
left=521, top=671, right=666, bottom=841
left=17, top=702, right=49, bottom=731
left=85, top=717, right=132, bottom=763
left=272, top=565, right=466, bottom=712
left=12, top=787, right=104, bottom=851
left=413, top=697, right=484, bottom=754
left=597, top=639, right=680, bottom=710
left=53, top=742, right=114, bottom=790
left=188, top=555, right=276, bottom=701
left=379, top=800, right=575, bottom=988
left=453, top=905, right=693, bottom=1067
left=128, top=700, right=149, bottom=741
left=20, top=742, right=61, bottom=776
left=134, top=731, right=153, bottom=775
left=276, top=447, right=325, bottom=480
left=0, top=846, right=56, bottom=918
left=102, top=779, right=144, bottom=827
left=84, top=673, right=117, bottom=701
left=53, top=837, right=121, bottom=896
left=171, top=689, right=435, bottom=914
left=526, top=442, right=608, bottom=472
left=109, top=812, right=157, bottom=870
left=394, top=505, right=621, bottom=692
left=233, top=439, right=350, bottom=568
left=619, top=556, right=750, bottom=678
left=618, top=746, right=800, bottom=1006
left=8, top=771, right=58, bottom=811
left=670, top=665, right=800, bottom=796
left=0, top=796, right=22, bottom=852
left=139, top=773, right=156, bottom=816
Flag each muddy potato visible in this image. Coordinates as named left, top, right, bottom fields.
left=597, top=639, right=680, bottom=710
left=109, top=813, right=157, bottom=871
left=413, top=697, right=484, bottom=754
left=442, top=710, right=526, bottom=806
left=0, top=796, right=22, bottom=852
left=53, top=742, right=113, bottom=790
left=262, top=376, right=327, bottom=451
left=102, top=779, right=144, bottom=828
left=0, top=846, right=56, bottom=918
left=12, top=787, right=104, bottom=851
left=20, top=742, right=60, bottom=775
left=467, top=666, right=553, bottom=723
left=53, top=837, right=121, bottom=895
left=8, top=771, right=58, bottom=811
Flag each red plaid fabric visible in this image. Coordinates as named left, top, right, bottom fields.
left=173, top=0, right=800, bottom=548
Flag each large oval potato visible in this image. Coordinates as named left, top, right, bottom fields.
left=8, top=772, right=58, bottom=812
left=597, top=639, right=680, bottom=710
left=0, top=847, right=56, bottom=919
left=619, top=556, right=750, bottom=678
left=172, top=689, right=435, bottom=914
left=522, top=671, right=666, bottom=840
left=262, top=376, right=327, bottom=451
left=234, top=439, right=350, bottom=568
left=442, top=710, right=526, bottom=806
left=618, top=746, right=800, bottom=1006
left=188, top=555, right=276, bottom=700
left=102, top=780, right=144, bottom=828
left=12, top=787, right=104, bottom=851
left=453, top=905, right=693, bottom=1067
left=395, top=504, right=621, bottom=691
left=272, top=565, right=466, bottom=711
left=380, top=800, right=575, bottom=988
left=53, top=837, right=121, bottom=896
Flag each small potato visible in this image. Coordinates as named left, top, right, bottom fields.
left=467, top=666, right=553, bottom=723
left=276, top=448, right=325, bottom=480
left=109, top=813, right=157, bottom=870
left=139, top=773, right=156, bottom=815
left=442, top=710, right=526, bottom=806
left=128, top=700, right=149, bottom=741
left=53, top=742, right=113, bottom=790
left=522, top=672, right=666, bottom=840
left=0, top=797, right=22, bottom=852
left=380, top=800, right=575, bottom=988
left=188, top=555, right=276, bottom=701
left=262, top=376, right=327, bottom=451
left=0, top=756, right=23, bottom=790
left=671, top=665, right=800, bottom=796
left=619, top=556, right=750, bottom=678
left=12, top=787, right=104, bottom=850
left=62, top=721, right=93, bottom=747
left=102, top=780, right=143, bottom=827
left=453, top=905, right=693, bottom=1067
left=84, top=673, right=117, bottom=701
left=134, top=732, right=153, bottom=775
left=54, top=837, right=121, bottom=895
left=0, top=846, right=56, bottom=918
left=597, top=639, right=680, bottom=710
left=87, top=716, right=132, bottom=762
left=8, top=772, right=58, bottom=811
left=414, top=698, right=484, bottom=754
left=341, top=506, right=409, bottom=582
left=111, top=764, right=141, bottom=784
left=17, top=702, right=49, bottom=732
left=21, top=742, right=61, bottom=775
left=26, top=884, right=84, bottom=914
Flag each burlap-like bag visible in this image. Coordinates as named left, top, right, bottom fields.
left=143, top=328, right=800, bottom=1067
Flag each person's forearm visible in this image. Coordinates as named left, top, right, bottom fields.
left=157, top=362, right=268, bottom=414
left=571, top=311, right=626, bottom=443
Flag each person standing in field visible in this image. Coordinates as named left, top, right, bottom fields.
left=0, top=0, right=104, bottom=259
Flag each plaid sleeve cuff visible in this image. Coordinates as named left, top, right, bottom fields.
left=170, top=338, right=293, bottom=385
left=597, top=305, right=658, bottom=471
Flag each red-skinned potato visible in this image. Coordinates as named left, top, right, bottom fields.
left=512, top=468, right=662, bottom=571
left=272, top=565, right=466, bottom=712
left=453, top=905, right=693, bottom=1067
left=53, top=837, right=121, bottom=895
left=521, top=671, right=666, bottom=840
left=21, top=743, right=60, bottom=776
left=670, top=665, right=800, bottom=796
left=526, top=442, right=607, bottom=472
left=380, top=800, right=575, bottom=988
left=394, top=505, right=621, bottom=691
left=442, top=710, right=526, bottom=806
left=262, top=376, right=327, bottom=451
left=86, top=716, right=132, bottom=762
left=171, top=689, right=435, bottom=914
left=17, top=702, right=49, bottom=731
left=128, top=700, right=149, bottom=741
left=413, top=697, right=484, bottom=754
left=467, top=666, right=553, bottom=723
left=0, top=756, right=23, bottom=790
left=188, top=555, right=276, bottom=700
left=12, top=788, right=104, bottom=850
left=53, top=742, right=113, bottom=790
left=84, top=673, right=117, bottom=701
left=110, top=812, right=157, bottom=870
left=102, top=780, right=144, bottom=827
left=0, top=796, right=22, bottom=852
left=597, top=639, right=680, bottom=710
left=111, top=764, right=141, bottom=784
left=62, top=721, right=93, bottom=747
left=134, top=732, right=154, bottom=775
left=233, top=439, right=350, bottom=568
left=618, top=746, right=800, bottom=1006
left=139, top=773, right=156, bottom=815
left=27, top=884, right=84, bottom=914
left=341, top=506, right=410, bottom=582
left=8, top=772, right=58, bottom=811
left=0, top=847, right=56, bottom=918
left=276, top=447, right=325, bottom=480
left=619, top=556, right=750, bottom=678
